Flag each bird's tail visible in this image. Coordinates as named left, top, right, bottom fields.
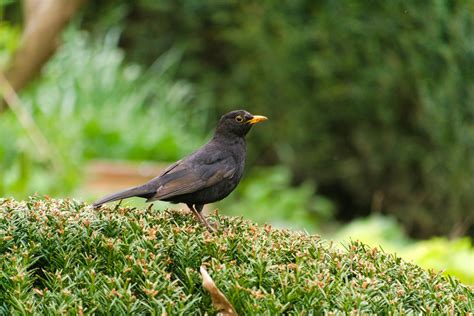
left=93, top=184, right=155, bottom=208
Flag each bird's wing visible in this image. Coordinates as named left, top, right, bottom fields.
left=152, top=155, right=236, bottom=201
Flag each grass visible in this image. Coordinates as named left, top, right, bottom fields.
left=0, top=197, right=473, bottom=314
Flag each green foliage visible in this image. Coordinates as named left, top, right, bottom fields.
left=334, top=216, right=474, bottom=285
left=24, top=28, right=205, bottom=161
left=98, top=0, right=474, bottom=238
left=0, top=29, right=205, bottom=198
left=0, top=21, right=20, bottom=67
left=406, top=238, right=474, bottom=285
left=218, top=166, right=334, bottom=231
left=0, top=197, right=473, bottom=314
left=334, top=216, right=410, bottom=248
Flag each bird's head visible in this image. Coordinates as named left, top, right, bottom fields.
left=215, top=110, right=268, bottom=138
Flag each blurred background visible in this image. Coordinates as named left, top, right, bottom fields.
left=1, top=1, right=473, bottom=283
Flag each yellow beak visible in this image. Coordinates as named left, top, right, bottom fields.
left=248, top=115, right=268, bottom=124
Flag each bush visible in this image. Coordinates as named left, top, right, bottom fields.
left=90, top=0, right=474, bottom=238
left=0, top=197, right=472, bottom=314
left=217, top=166, right=334, bottom=231
left=334, top=215, right=474, bottom=285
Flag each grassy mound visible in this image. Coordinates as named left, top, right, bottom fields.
left=0, top=197, right=472, bottom=314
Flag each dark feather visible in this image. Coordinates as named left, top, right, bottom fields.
left=92, top=184, right=155, bottom=207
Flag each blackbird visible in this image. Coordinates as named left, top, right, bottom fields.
left=93, top=110, right=267, bottom=231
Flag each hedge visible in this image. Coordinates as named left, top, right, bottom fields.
left=0, top=197, right=472, bottom=314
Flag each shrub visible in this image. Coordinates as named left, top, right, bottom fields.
left=0, top=197, right=472, bottom=314
left=334, top=215, right=474, bottom=285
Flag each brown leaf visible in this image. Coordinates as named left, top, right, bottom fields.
left=200, top=266, right=237, bottom=316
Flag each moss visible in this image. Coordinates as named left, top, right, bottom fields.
left=0, top=197, right=472, bottom=314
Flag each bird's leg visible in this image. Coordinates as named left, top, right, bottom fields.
left=187, top=203, right=202, bottom=223
left=187, top=204, right=215, bottom=232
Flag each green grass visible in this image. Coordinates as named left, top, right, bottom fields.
left=0, top=197, right=473, bottom=314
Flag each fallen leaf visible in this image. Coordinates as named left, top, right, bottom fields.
left=200, top=266, right=237, bottom=316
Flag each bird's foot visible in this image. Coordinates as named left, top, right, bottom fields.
left=209, top=220, right=219, bottom=231
left=201, top=217, right=218, bottom=233
left=189, top=205, right=218, bottom=232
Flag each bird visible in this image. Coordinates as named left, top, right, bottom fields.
left=93, top=110, right=267, bottom=231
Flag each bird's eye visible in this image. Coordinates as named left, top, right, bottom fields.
left=235, top=115, right=244, bottom=123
